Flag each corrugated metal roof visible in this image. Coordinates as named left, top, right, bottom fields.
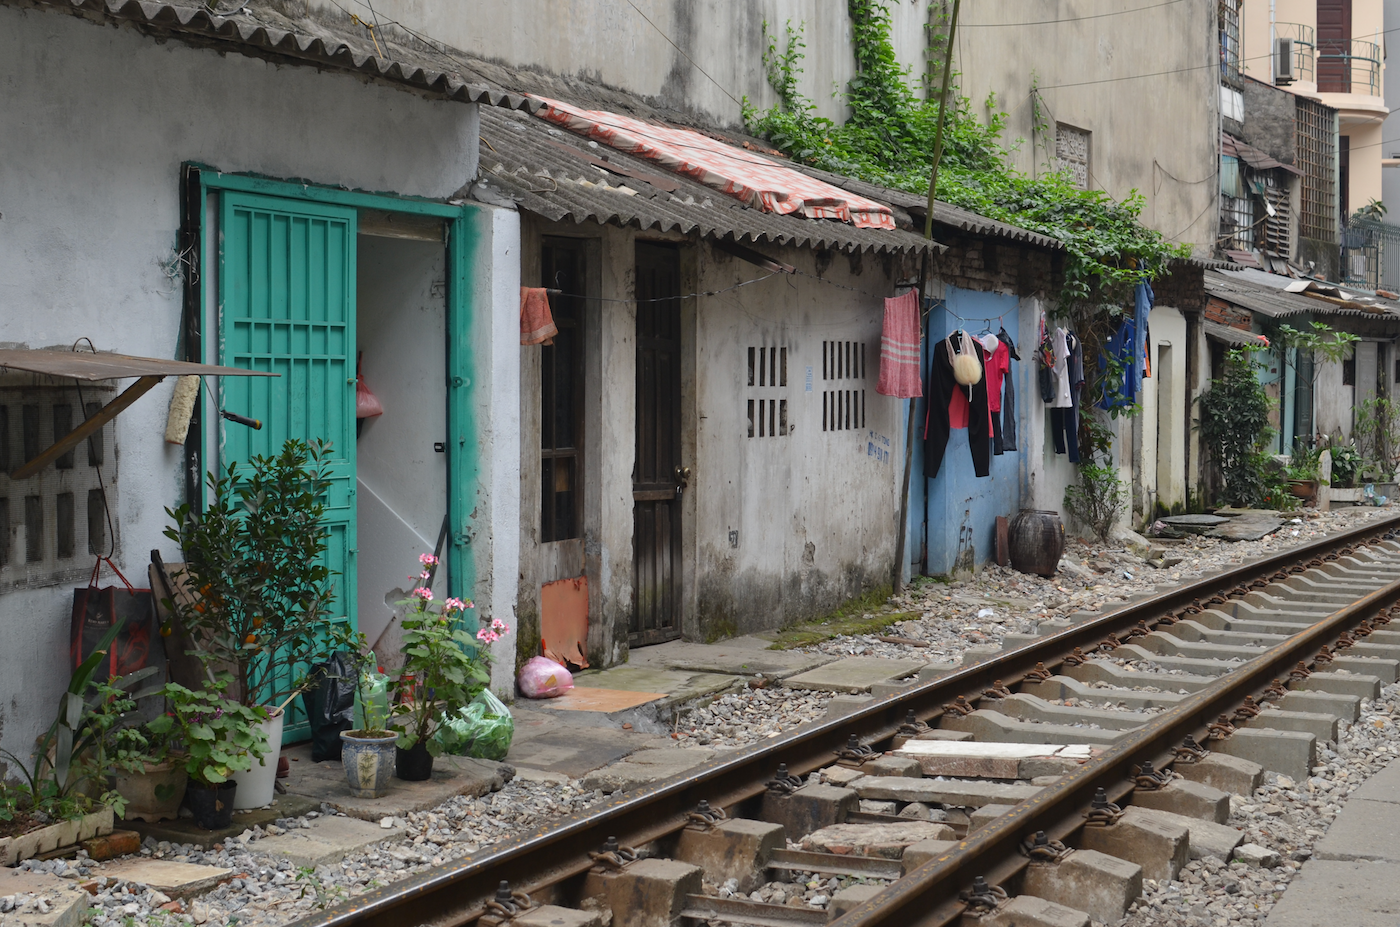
left=785, top=164, right=1065, bottom=251
left=1205, top=269, right=1400, bottom=319
left=8, top=0, right=539, bottom=111
left=1204, top=321, right=1268, bottom=348
left=476, top=107, right=941, bottom=255
left=1222, top=133, right=1303, bottom=177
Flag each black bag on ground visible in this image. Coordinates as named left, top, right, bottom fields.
left=301, top=653, right=355, bottom=762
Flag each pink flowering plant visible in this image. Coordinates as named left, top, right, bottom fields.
left=389, top=554, right=503, bottom=754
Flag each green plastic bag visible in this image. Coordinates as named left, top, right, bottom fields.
left=434, top=689, right=514, bottom=760
left=353, top=666, right=392, bottom=732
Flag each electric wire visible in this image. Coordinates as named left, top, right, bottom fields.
left=961, top=0, right=1186, bottom=28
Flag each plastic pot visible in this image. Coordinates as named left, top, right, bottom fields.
left=231, top=708, right=285, bottom=810
left=112, top=760, right=188, bottom=823
left=340, top=730, right=398, bottom=798
left=186, top=782, right=237, bottom=830
left=395, top=741, right=434, bottom=781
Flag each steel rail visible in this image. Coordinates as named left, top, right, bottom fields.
left=833, top=547, right=1400, bottom=926
left=291, top=514, right=1400, bottom=927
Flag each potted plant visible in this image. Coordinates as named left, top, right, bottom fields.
left=320, top=624, right=398, bottom=799
left=390, top=555, right=500, bottom=781
left=0, top=632, right=152, bottom=863
left=107, top=715, right=185, bottom=823
left=162, top=439, right=337, bottom=809
left=148, top=680, right=268, bottom=829
left=1284, top=439, right=1325, bottom=505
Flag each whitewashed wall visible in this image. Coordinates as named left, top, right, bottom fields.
left=0, top=5, right=481, bottom=762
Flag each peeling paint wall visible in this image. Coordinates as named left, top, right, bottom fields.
left=0, top=6, right=481, bottom=759
left=514, top=219, right=916, bottom=659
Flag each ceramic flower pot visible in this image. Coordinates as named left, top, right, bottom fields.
left=231, top=708, right=285, bottom=810
left=340, top=731, right=399, bottom=798
left=186, top=782, right=237, bottom=830
left=395, top=741, right=434, bottom=781
left=112, top=760, right=188, bottom=823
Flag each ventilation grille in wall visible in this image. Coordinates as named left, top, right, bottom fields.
left=747, top=346, right=788, bottom=437
left=0, top=385, right=117, bottom=592
left=822, top=340, right=867, bottom=432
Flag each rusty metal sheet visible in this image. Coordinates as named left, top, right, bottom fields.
left=0, top=349, right=279, bottom=381
left=540, top=575, right=589, bottom=668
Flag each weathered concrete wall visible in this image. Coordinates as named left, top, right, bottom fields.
left=690, top=243, right=914, bottom=636
left=328, top=0, right=930, bottom=128
left=514, top=220, right=916, bottom=656
left=952, top=0, right=1220, bottom=254
left=0, top=5, right=481, bottom=761
left=1382, top=0, right=1400, bottom=217
left=1136, top=307, right=1190, bottom=516
left=1243, top=77, right=1300, bottom=163
left=1315, top=357, right=1355, bottom=437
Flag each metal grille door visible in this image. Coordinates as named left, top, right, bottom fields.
left=630, top=243, right=683, bottom=645
left=219, top=192, right=357, bottom=740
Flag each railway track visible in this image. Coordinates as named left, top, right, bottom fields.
left=293, top=513, right=1400, bottom=927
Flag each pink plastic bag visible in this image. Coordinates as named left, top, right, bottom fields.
left=518, top=656, right=574, bottom=699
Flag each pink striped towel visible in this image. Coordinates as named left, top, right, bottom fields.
left=877, top=290, right=922, bottom=398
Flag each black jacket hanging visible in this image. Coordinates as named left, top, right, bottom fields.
left=923, top=331, right=991, bottom=479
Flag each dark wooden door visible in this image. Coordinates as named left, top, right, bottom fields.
left=1317, top=0, right=1352, bottom=92
left=631, top=243, right=683, bottom=645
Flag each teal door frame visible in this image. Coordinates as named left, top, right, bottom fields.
left=194, top=167, right=481, bottom=649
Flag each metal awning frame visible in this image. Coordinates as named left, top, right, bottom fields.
left=0, top=348, right=276, bottom=480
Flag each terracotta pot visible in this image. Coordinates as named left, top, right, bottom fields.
left=1288, top=479, right=1319, bottom=504
left=112, top=760, right=188, bottom=823
left=1008, top=509, right=1066, bottom=577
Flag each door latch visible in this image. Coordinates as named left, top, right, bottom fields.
left=674, top=466, right=692, bottom=496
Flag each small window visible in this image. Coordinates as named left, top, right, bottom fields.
left=1343, top=355, right=1356, bottom=386
left=747, top=345, right=790, bottom=438
left=821, top=341, right=868, bottom=432
left=541, top=240, right=586, bottom=542
left=1055, top=123, right=1091, bottom=190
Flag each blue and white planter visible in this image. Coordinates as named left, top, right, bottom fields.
left=339, top=731, right=399, bottom=798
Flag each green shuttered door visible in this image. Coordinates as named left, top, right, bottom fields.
left=219, top=192, right=357, bottom=742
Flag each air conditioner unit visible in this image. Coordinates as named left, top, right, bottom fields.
left=1274, top=37, right=1295, bottom=85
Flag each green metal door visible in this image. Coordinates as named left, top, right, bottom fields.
left=219, top=192, right=357, bottom=742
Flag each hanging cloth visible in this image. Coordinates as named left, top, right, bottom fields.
left=923, top=331, right=991, bottom=479
left=520, top=287, right=558, bottom=346
left=876, top=289, right=923, bottom=398
left=997, top=328, right=1019, bottom=452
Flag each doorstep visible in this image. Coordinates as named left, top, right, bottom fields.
left=523, top=666, right=742, bottom=726
left=124, top=795, right=320, bottom=850
left=280, top=743, right=513, bottom=822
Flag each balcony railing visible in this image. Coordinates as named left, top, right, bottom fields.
left=1317, top=38, right=1381, bottom=95
left=1343, top=219, right=1400, bottom=290
left=1274, top=22, right=1315, bottom=83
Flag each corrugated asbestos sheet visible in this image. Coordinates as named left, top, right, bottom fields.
left=5, top=0, right=539, bottom=110
left=1205, top=270, right=1400, bottom=319
left=1203, top=321, right=1267, bottom=347
left=477, top=107, right=942, bottom=255
left=787, top=164, right=1064, bottom=251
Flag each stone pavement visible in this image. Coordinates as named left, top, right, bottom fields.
left=1265, top=757, right=1400, bottom=926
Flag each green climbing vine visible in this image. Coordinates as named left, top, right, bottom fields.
left=741, top=1, right=1190, bottom=312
